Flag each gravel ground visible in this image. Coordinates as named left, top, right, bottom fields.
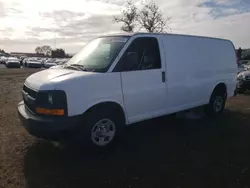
left=1, top=69, right=250, bottom=188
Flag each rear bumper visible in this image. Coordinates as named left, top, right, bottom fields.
left=18, top=101, right=81, bottom=141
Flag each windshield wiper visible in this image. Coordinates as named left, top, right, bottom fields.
left=64, top=64, right=86, bottom=71
left=64, top=64, right=97, bottom=72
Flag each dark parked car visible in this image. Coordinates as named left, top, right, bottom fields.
left=6, top=58, right=21, bottom=68
left=237, top=71, right=250, bottom=93
left=26, top=60, right=42, bottom=68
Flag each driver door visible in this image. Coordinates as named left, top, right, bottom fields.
left=115, top=37, right=167, bottom=124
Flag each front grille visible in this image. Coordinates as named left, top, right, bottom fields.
left=23, top=85, right=37, bottom=99
left=23, top=85, right=37, bottom=113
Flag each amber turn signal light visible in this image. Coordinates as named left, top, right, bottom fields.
left=36, top=108, right=64, bottom=116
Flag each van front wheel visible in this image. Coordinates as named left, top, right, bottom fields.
left=205, top=91, right=226, bottom=117
left=90, top=118, right=116, bottom=147
left=78, top=108, right=124, bottom=151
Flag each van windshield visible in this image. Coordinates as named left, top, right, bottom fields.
left=66, top=36, right=129, bottom=72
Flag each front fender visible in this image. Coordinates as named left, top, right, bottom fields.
left=82, top=99, right=128, bottom=124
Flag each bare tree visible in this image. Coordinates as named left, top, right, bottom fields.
left=35, top=46, right=42, bottom=54
left=138, top=0, right=171, bottom=33
left=35, top=45, right=52, bottom=56
left=41, top=45, right=52, bottom=56
left=114, top=0, right=138, bottom=32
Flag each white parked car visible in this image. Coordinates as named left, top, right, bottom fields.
left=239, top=60, right=250, bottom=66
left=18, top=33, right=237, bottom=150
left=238, top=64, right=246, bottom=73
left=243, top=61, right=250, bottom=70
left=0, top=56, right=7, bottom=64
left=49, top=59, right=70, bottom=69
left=44, top=61, right=57, bottom=68
left=6, top=58, right=21, bottom=68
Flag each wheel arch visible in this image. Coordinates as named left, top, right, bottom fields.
left=211, top=82, right=227, bottom=98
left=83, top=100, right=128, bottom=124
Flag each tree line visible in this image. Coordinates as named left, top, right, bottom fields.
left=0, top=49, right=9, bottom=56
left=35, top=45, right=69, bottom=58
left=237, top=47, right=250, bottom=60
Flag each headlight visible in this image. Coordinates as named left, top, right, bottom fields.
left=36, top=90, right=67, bottom=116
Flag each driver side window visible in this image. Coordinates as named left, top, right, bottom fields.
left=116, top=37, right=161, bottom=72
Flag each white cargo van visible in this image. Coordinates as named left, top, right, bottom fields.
left=18, top=33, right=237, bottom=149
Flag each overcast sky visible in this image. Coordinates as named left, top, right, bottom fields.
left=0, top=0, right=249, bottom=53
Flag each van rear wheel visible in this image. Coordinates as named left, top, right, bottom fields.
left=205, top=90, right=226, bottom=117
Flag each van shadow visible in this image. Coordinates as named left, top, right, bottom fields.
left=24, top=110, right=250, bottom=188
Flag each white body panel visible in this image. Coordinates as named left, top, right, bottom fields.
left=120, top=35, right=168, bottom=123
left=161, top=35, right=237, bottom=113
left=23, top=33, right=237, bottom=125
left=121, top=69, right=167, bottom=123
left=25, top=69, right=124, bottom=118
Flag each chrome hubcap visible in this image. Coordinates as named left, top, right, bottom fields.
left=213, top=96, right=223, bottom=112
left=91, top=118, right=116, bottom=146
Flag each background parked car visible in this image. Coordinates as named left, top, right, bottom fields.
left=1, top=56, right=70, bottom=69
left=5, top=58, right=21, bottom=68
left=238, top=64, right=246, bottom=73
left=26, top=59, right=42, bottom=68
left=239, top=60, right=250, bottom=66
left=0, top=56, right=7, bottom=64
left=58, top=58, right=70, bottom=65
left=44, top=59, right=57, bottom=68
left=237, top=70, right=250, bottom=93
left=19, top=56, right=27, bottom=66
left=243, top=61, right=250, bottom=70
left=40, top=58, right=48, bottom=67
left=23, top=58, right=29, bottom=67
left=49, top=58, right=70, bottom=69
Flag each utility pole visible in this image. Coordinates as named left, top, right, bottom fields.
left=54, top=31, right=57, bottom=49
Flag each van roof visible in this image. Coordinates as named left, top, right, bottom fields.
left=102, top=32, right=231, bottom=42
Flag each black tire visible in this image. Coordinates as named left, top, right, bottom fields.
left=76, top=106, right=124, bottom=151
left=205, top=90, right=226, bottom=117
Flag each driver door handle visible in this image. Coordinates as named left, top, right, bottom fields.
left=162, top=71, right=165, bottom=82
